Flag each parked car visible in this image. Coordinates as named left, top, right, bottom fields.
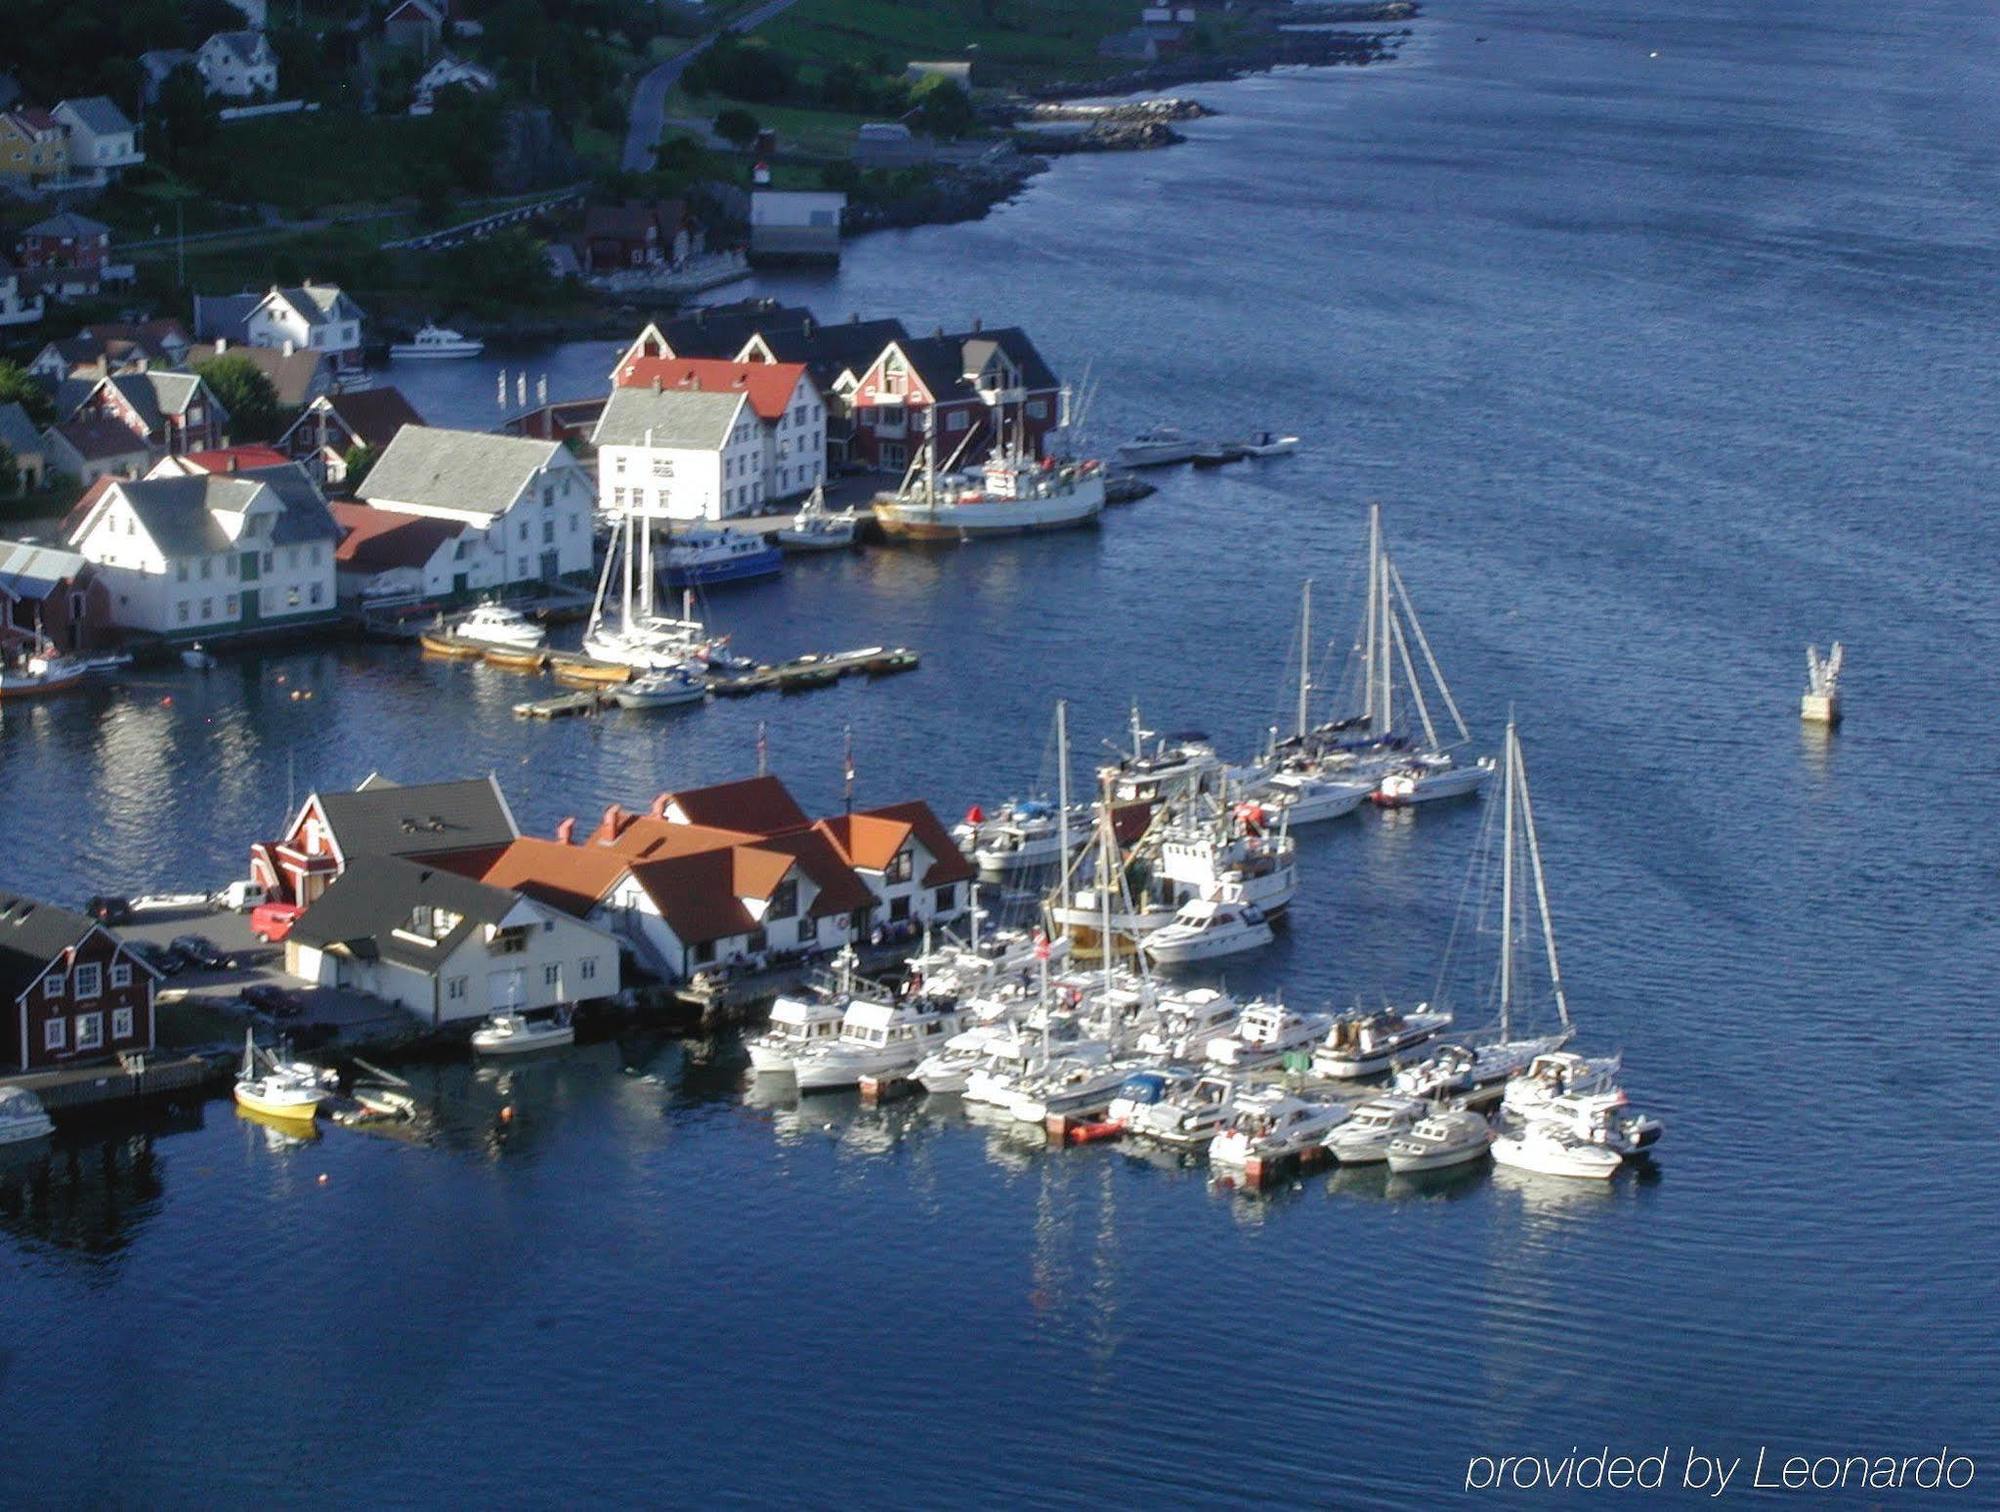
left=87, top=894, right=134, bottom=924
left=169, top=934, right=234, bottom=972
left=127, top=940, right=183, bottom=977
left=241, top=982, right=300, bottom=1017
left=250, top=901, right=303, bottom=943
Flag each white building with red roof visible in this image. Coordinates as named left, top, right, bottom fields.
left=593, top=352, right=826, bottom=521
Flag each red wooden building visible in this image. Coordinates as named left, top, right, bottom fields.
left=0, top=892, right=157, bottom=1073
left=847, top=325, right=1063, bottom=473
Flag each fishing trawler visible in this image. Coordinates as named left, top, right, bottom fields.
left=872, top=440, right=1105, bottom=540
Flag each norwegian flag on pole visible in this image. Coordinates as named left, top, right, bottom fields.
left=1033, top=931, right=1050, bottom=961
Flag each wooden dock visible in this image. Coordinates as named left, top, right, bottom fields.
left=514, top=690, right=604, bottom=719
left=709, top=646, right=919, bottom=697
left=2, top=1053, right=224, bottom=1120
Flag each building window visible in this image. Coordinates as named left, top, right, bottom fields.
left=310, top=545, right=322, bottom=566
left=767, top=878, right=798, bottom=920
left=113, top=1006, right=134, bottom=1040
left=111, top=963, right=132, bottom=988
left=262, top=551, right=273, bottom=572
left=890, top=896, right=910, bottom=923
left=74, top=963, right=101, bottom=999
left=693, top=941, right=715, bottom=964
left=177, top=601, right=191, bottom=624
left=201, top=598, right=213, bottom=618
left=541, top=520, right=555, bottom=544
left=176, top=562, right=189, bottom=581
left=543, top=963, right=561, bottom=986
left=44, top=973, right=65, bottom=999
left=934, top=885, right=958, bottom=913
left=75, top=1012, right=103, bottom=1051
left=518, top=520, right=529, bottom=540
left=1027, top=400, right=1049, bottom=419
left=447, top=976, right=467, bottom=1000
left=580, top=957, right=596, bottom=981
left=652, top=457, right=674, bottom=479
left=199, top=557, right=213, bottom=580
left=798, top=916, right=817, bottom=945
left=309, top=583, right=322, bottom=606
left=226, top=594, right=239, bottom=615
left=885, top=848, right=913, bottom=885
left=44, top=1018, right=65, bottom=1051
left=947, top=411, right=970, bottom=432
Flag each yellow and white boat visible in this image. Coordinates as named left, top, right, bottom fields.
left=231, top=1030, right=326, bottom=1124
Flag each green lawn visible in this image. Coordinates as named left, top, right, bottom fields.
left=181, top=111, right=495, bottom=217
left=762, top=0, right=1144, bottom=82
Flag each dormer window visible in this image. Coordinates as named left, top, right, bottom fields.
left=885, top=848, right=913, bottom=885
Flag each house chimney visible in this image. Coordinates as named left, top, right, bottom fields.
left=802, top=316, right=814, bottom=339
left=594, top=803, right=626, bottom=844
left=649, top=792, right=670, bottom=818
left=971, top=316, right=982, bottom=333
left=555, top=816, right=577, bottom=844
left=282, top=338, right=295, bottom=357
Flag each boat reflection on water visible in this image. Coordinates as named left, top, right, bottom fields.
left=1383, top=1160, right=1492, bottom=1205
left=236, top=1103, right=321, bottom=1147
left=1489, top=1158, right=1662, bottom=1213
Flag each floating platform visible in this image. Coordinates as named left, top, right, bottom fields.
left=514, top=690, right=604, bottom=720
left=708, top=646, right=919, bottom=697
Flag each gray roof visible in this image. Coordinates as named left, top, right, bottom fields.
left=106, top=371, right=211, bottom=430
left=266, top=283, right=364, bottom=330
left=193, top=292, right=260, bottom=344
left=99, top=475, right=260, bottom=556
left=55, top=96, right=134, bottom=136
left=287, top=855, right=527, bottom=974
left=591, top=385, right=744, bottom=450
left=206, top=31, right=272, bottom=66
left=235, top=462, right=340, bottom=545
left=24, top=210, right=109, bottom=240
left=358, top=426, right=568, bottom=517
left=213, top=342, right=328, bottom=408
left=0, top=401, right=41, bottom=459
left=0, top=540, right=87, bottom=601
left=0, top=891, right=99, bottom=1005
left=51, top=377, right=99, bottom=421
left=315, top=774, right=518, bottom=864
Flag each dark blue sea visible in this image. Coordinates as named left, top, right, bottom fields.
left=4, top=0, right=1997, bottom=1502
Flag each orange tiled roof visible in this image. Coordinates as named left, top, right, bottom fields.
left=612, top=356, right=808, bottom=424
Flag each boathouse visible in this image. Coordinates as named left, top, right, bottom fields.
left=0, top=891, right=157, bottom=1073
left=848, top=327, right=1062, bottom=473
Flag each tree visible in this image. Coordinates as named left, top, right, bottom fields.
left=0, top=362, right=55, bottom=428
left=155, top=63, right=217, bottom=171
left=0, top=444, right=19, bottom=499
left=713, top=107, right=760, bottom=150
left=342, top=443, right=378, bottom=490
left=193, top=355, right=282, bottom=442
left=909, top=77, right=975, bottom=140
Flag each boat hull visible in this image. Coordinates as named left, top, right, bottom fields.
left=871, top=478, right=1104, bottom=540
left=419, top=633, right=484, bottom=660
left=1492, top=1133, right=1621, bottom=1180
left=662, top=549, right=783, bottom=587
left=1373, top=761, right=1495, bottom=807
left=0, top=1116, right=55, bottom=1145
left=233, top=1083, right=321, bottom=1122
left=1141, top=922, right=1274, bottom=965
left=1385, top=1137, right=1489, bottom=1174
left=471, top=1025, right=575, bottom=1055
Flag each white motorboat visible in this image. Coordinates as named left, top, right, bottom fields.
left=1491, top=1122, right=1623, bottom=1180
left=1205, top=1002, right=1330, bottom=1068
left=0, top=650, right=88, bottom=698
left=872, top=442, right=1105, bottom=540
left=0, top=1086, right=55, bottom=1145
left=1373, top=751, right=1497, bottom=808
left=1120, top=1071, right=1242, bottom=1147
left=1262, top=767, right=1374, bottom=825
left=1006, top=1054, right=1136, bottom=1123
left=390, top=322, right=485, bottom=359
left=1114, top=426, right=1207, bottom=468
left=775, top=486, right=857, bottom=551
left=1325, top=1093, right=1427, bottom=1164
left=1384, top=1108, right=1492, bottom=1174
left=1536, top=1089, right=1664, bottom=1158
left=912, top=1011, right=1073, bottom=1094
left=953, top=798, right=1090, bottom=883
left=608, top=664, right=707, bottom=709
left=453, top=602, right=547, bottom=652
left=1141, top=894, right=1274, bottom=966
left=1237, top=430, right=1299, bottom=458
left=1133, top=986, right=1243, bottom=1061
left=747, top=962, right=879, bottom=1074
left=791, top=991, right=971, bottom=1093
left=1501, top=1050, right=1623, bottom=1120
left=1209, top=1089, right=1348, bottom=1169
left=1392, top=1034, right=1572, bottom=1100
left=1311, top=1005, right=1455, bottom=1079
left=470, top=1011, right=575, bottom=1055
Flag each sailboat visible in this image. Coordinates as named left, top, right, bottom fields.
left=582, top=499, right=728, bottom=670
left=1259, top=579, right=1375, bottom=824
left=1393, top=721, right=1576, bottom=1099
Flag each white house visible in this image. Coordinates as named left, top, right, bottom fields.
left=356, top=426, right=596, bottom=586
left=602, top=355, right=826, bottom=515
left=410, top=55, right=498, bottom=115
left=591, top=383, right=763, bottom=522
left=748, top=190, right=845, bottom=262
left=197, top=32, right=278, bottom=99
left=285, top=856, right=621, bottom=1029
left=68, top=466, right=338, bottom=640
left=0, top=260, right=41, bottom=329
left=51, top=97, right=143, bottom=184
left=242, top=283, right=365, bottom=370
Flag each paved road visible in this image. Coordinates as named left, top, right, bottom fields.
left=621, top=0, right=806, bottom=173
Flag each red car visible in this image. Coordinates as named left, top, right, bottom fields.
left=250, top=901, right=304, bottom=942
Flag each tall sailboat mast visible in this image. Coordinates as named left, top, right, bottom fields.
left=1055, top=699, right=1071, bottom=903
left=1499, top=717, right=1516, bottom=1039
left=1296, top=578, right=1313, bottom=740
left=1512, top=722, right=1571, bottom=1030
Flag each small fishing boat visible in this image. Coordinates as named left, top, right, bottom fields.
left=661, top=527, right=783, bottom=587
left=232, top=1029, right=326, bottom=1123
left=1114, top=426, right=1207, bottom=468
left=0, top=1086, right=55, bottom=1145
left=871, top=445, right=1105, bottom=540
left=1189, top=444, right=1247, bottom=469
left=1326, top=1093, right=1427, bottom=1164
left=863, top=647, right=919, bottom=676
left=351, top=1085, right=418, bottom=1119
left=0, top=651, right=88, bottom=698
left=1238, top=430, right=1299, bottom=457
left=453, top=603, right=547, bottom=652
left=778, top=659, right=841, bottom=693
left=1122, top=1070, right=1241, bottom=1147
left=1384, top=1108, right=1491, bottom=1174
left=1209, top=1089, right=1347, bottom=1169
left=775, top=486, right=857, bottom=552
left=419, top=630, right=483, bottom=660
left=1311, top=1005, right=1454, bottom=1079
left=608, top=664, right=707, bottom=709
left=390, top=323, right=485, bottom=360
left=1491, top=1121, right=1622, bottom=1180
left=1140, top=893, right=1274, bottom=966
left=470, top=1010, right=575, bottom=1056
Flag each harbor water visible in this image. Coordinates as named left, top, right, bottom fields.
left=4, top=0, right=1998, bottom=1501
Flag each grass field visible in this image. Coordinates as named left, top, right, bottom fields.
left=762, top=0, right=1146, bottom=82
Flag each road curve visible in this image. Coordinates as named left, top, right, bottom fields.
left=621, top=0, right=806, bottom=173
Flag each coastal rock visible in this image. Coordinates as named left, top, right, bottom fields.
left=1030, top=120, right=1189, bottom=154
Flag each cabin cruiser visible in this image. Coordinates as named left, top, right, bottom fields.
left=1133, top=987, right=1242, bottom=1061
left=452, top=603, right=547, bottom=651
left=1006, top=1053, right=1138, bottom=1123
left=390, top=322, right=484, bottom=359
left=1392, top=1029, right=1575, bottom=1100
left=1311, top=1005, right=1454, bottom=1079
left=1535, top=1089, right=1664, bottom=1158
left=905, top=924, right=1073, bottom=997
left=232, top=1030, right=327, bottom=1123
left=1501, top=1051, right=1623, bottom=1120
left=0, top=1086, right=54, bottom=1145
left=1384, top=1107, right=1492, bottom=1174
left=791, top=992, right=971, bottom=1093
left=747, top=962, right=881, bottom=1074
left=1206, top=1002, right=1330, bottom=1069
left=912, top=1011, right=1074, bottom=1095
left=1120, top=1071, right=1242, bottom=1147
left=1114, top=426, right=1207, bottom=468
left=1141, top=894, right=1273, bottom=966
left=1261, top=767, right=1374, bottom=825
left=952, top=798, right=1090, bottom=883
left=1099, top=713, right=1223, bottom=804
left=1373, top=751, right=1497, bottom=808
left=1156, top=807, right=1299, bottom=917
left=1209, top=1089, right=1348, bottom=1169
left=1325, top=1093, right=1428, bottom=1164
left=471, top=1010, right=575, bottom=1055
left=775, top=486, right=857, bottom=551
left=1491, top=1122, right=1623, bottom=1181
left=661, top=527, right=783, bottom=588
left=608, top=664, right=707, bottom=709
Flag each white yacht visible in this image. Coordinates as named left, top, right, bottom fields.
left=471, top=1011, right=575, bottom=1055
left=0, top=1086, right=55, bottom=1145
left=1311, top=1005, right=1455, bottom=1079
left=912, top=1011, right=1075, bottom=1095
left=1209, top=1089, right=1348, bottom=1169
left=452, top=603, right=547, bottom=651
left=775, top=486, right=857, bottom=551
left=390, top=323, right=485, bottom=359
left=1238, top=430, right=1299, bottom=458
left=1384, top=1108, right=1492, bottom=1174
left=791, top=991, right=971, bottom=1093
left=1325, top=1093, right=1427, bottom=1164
left=953, top=798, right=1090, bottom=883
left=1006, top=1053, right=1137, bottom=1123
left=1536, top=1089, right=1664, bottom=1158
left=1491, top=1122, right=1623, bottom=1180
left=1501, top=1050, right=1622, bottom=1120
left=1205, top=1002, right=1329, bottom=1068
left=1392, top=1034, right=1571, bottom=1100
left=608, top=664, right=708, bottom=709
left=747, top=962, right=878, bottom=1073
left=1373, top=751, right=1497, bottom=808
left=1115, top=426, right=1207, bottom=468
left=1133, top=987, right=1243, bottom=1061
left=1262, top=767, right=1374, bottom=825
left=1120, top=1071, right=1242, bottom=1147
left=1141, top=894, right=1273, bottom=966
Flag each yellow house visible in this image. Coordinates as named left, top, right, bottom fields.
left=0, top=108, right=70, bottom=184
